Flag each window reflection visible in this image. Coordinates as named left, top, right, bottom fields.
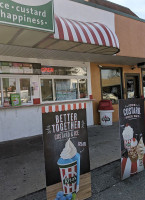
left=41, top=79, right=53, bottom=101
left=101, top=69, right=122, bottom=104
left=20, top=79, right=31, bottom=103
left=3, top=78, right=16, bottom=102
left=54, top=79, right=78, bottom=101
left=79, top=79, right=88, bottom=98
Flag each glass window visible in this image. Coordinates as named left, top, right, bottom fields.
left=20, top=79, right=31, bottom=103
left=101, top=69, right=122, bottom=104
left=3, top=78, right=16, bottom=102
left=41, top=79, right=53, bottom=101
left=79, top=79, right=88, bottom=98
left=54, top=79, right=78, bottom=101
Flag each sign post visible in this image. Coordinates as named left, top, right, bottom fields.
left=42, top=103, right=91, bottom=200
left=119, top=99, right=145, bottom=180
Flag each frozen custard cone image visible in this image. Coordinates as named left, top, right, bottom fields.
left=11, top=0, right=52, bottom=6
left=128, top=138, right=138, bottom=162
left=137, top=137, right=145, bottom=166
left=122, top=125, right=133, bottom=151
left=57, top=139, right=80, bottom=195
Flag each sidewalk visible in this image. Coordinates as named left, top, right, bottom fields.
left=0, top=122, right=120, bottom=200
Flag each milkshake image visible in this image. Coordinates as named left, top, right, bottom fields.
left=137, top=137, right=144, bottom=166
left=57, top=139, right=80, bottom=195
left=122, top=125, right=133, bottom=151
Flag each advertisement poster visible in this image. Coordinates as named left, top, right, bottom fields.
left=42, top=103, right=91, bottom=200
left=119, top=99, right=145, bottom=180
left=11, top=93, right=21, bottom=106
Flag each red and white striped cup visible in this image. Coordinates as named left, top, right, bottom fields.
left=58, top=160, right=77, bottom=195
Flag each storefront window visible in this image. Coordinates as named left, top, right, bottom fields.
left=3, top=78, right=16, bottom=102
left=54, top=79, right=78, bottom=101
left=20, top=79, right=31, bottom=103
left=101, top=68, right=122, bottom=104
left=79, top=79, right=88, bottom=98
left=41, top=79, right=53, bottom=101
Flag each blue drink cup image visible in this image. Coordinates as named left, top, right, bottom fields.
left=57, top=139, right=80, bottom=195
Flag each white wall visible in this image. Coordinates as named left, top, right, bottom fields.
left=0, top=106, right=42, bottom=142
left=54, top=0, right=115, bottom=31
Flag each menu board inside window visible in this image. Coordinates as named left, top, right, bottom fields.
left=0, top=62, right=41, bottom=74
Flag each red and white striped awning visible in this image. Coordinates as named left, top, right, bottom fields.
left=50, top=15, right=119, bottom=55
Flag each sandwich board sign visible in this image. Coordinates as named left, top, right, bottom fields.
left=42, top=103, right=91, bottom=200
left=0, top=0, right=54, bottom=32
left=119, top=98, right=145, bottom=180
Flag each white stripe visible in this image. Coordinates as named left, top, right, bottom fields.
left=45, top=106, right=49, bottom=113
left=59, top=17, right=69, bottom=41
left=71, top=104, right=74, bottom=110
left=52, top=105, right=55, bottom=112
left=105, top=25, right=116, bottom=47
left=81, top=103, right=84, bottom=109
left=65, top=18, right=79, bottom=42
left=94, top=23, right=110, bottom=46
left=71, top=20, right=87, bottom=43
left=77, top=21, right=95, bottom=44
left=86, top=23, right=103, bottom=45
left=53, top=18, right=59, bottom=39
left=76, top=103, right=79, bottom=110
left=59, top=105, right=62, bottom=111
left=122, top=158, right=131, bottom=180
left=65, top=104, right=68, bottom=111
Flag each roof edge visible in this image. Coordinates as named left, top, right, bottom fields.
left=70, top=0, right=145, bottom=23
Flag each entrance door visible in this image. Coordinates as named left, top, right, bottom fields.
left=125, top=74, right=140, bottom=98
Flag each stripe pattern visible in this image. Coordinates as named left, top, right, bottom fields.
left=59, top=163, right=77, bottom=194
left=51, top=15, right=119, bottom=49
left=121, top=153, right=145, bottom=180
left=42, top=103, right=86, bottom=113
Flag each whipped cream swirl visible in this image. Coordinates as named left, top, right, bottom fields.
left=60, top=139, right=77, bottom=160
left=122, top=125, right=133, bottom=140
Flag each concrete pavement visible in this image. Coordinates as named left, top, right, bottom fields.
left=0, top=122, right=120, bottom=200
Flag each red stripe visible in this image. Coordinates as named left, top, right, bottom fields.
left=75, top=165, right=77, bottom=173
left=62, top=169, right=65, bottom=177
left=84, top=103, right=86, bottom=109
left=131, top=161, right=137, bottom=175
left=55, top=15, right=64, bottom=40
left=42, top=107, right=45, bottom=113
left=81, top=22, right=99, bottom=45
left=67, top=19, right=83, bottom=43
left=73, top=20, right=91, bottom=44
left=65, top=187, right=67, bottom=194
left=68, top=104, right=71, bottom=110
left=55, top=105, right=59, bottom=112
left=88, top=22, right=106, bottom=46
left=98, top=23, right=113, bottom=47
left=79, top=103, right=82, bottom=109
left=62, top=104, right=65, bottom=111
left=73, top=104, right=76, bottom=110
left=49, top=106, right=52, bottom=112
left=121, top=157, right=127, bottom=178
left=61, top=17, right=74, bottom=41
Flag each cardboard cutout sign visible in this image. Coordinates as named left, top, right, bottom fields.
left=42, top=103, right=91, bottom=200
left=119, top=99, right=145, bottom=180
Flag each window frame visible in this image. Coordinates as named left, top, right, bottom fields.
left=141, top=69, right=145, bottom=99
left=100, top=67, right=123, bottom=104
left=40, top=74, right=89, bottom=104
left=0, top=74, right=32, bottom=106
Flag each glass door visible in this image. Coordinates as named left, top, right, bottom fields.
left=126, top=75, right=140, bottom=98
